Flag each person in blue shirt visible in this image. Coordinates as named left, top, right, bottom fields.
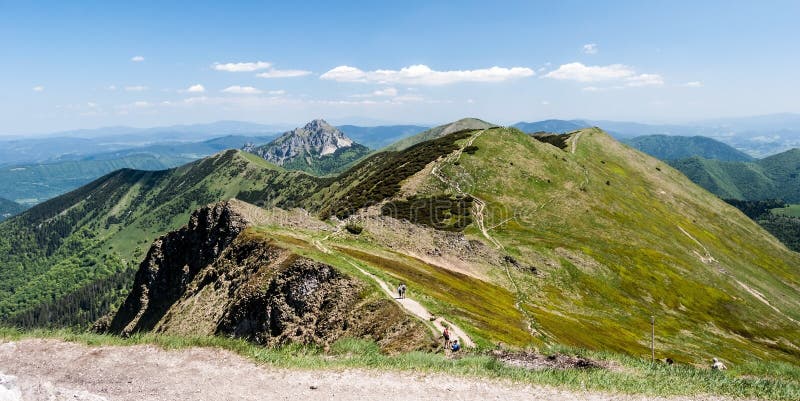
left=450, top=339, right=461, bottom=352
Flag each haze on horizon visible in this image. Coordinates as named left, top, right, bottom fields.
left=2, top=0, right=799, bottom=135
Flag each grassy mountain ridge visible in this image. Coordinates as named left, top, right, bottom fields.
left=382, top=118, right=496, bottom=152
left=397, top=127, right=800, bottom=362
left=625, top=135, right=754, bottom=162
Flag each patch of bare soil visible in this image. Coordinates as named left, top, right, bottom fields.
left=491, top=350, right=610, bottom=371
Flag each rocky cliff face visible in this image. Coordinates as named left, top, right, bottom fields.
left=105, top=200, right=430, bottom=352
left=246, top=119, right=356, bottom=165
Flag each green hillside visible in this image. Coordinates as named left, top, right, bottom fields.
left=625, top=135, right=754, bottom=162
left=0, top=154, right=193, bottom=206
left=0, top=150, right=317, bottom=328
left=0, top=197, right=25, bottom=221
left=669, top=148, right=800, bottom=202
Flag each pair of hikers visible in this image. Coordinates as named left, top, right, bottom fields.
left=442, top=327, right=460, bottom=352
left=397, top=283, right=407, bottom=299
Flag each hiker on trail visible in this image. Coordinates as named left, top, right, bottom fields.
left=397, top=283, right=407, bottom=299
left=450, top=339, right=461, bottom=352
left=442, top=327, right=451, bottom=348
left=711, top=358, right=727, bottom=370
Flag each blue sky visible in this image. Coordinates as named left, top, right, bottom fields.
left=2, top=0, right=798, bottom=134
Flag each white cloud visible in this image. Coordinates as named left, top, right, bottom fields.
left=221, top=85, right=263, bottom=94
left=131, top=56, right=145, bottom=62
left=125, top=85, right=148, bottom=92
left=186, top=84, right=206, bottom=93
left=541, top=100, right=550, bottom=105
left=32, top=86, right=44, bottom=92
left=546, top=62, right=664, bottom=87
left=682, top=81, right=703, bottom=87
left=373, top=87, right=398, bottom=97
left=392, top=95, right=425, bottom=103
left=213, top=61, right=271, bottom=72
left=268, top=90, right=286, bottom=95
left=582, top=44, right=598, bottom=54
left=256, top=69, right=311, bottom=78
left=133, top=101, right=151, bottom=108
left=106, top=85, right=117, bottom=91
left=545, top=63, right=635, bottom=82
left=320, top=64, right=535, bottom=85
left=626, top=73, right=664, bottom=87
left=352, top=87, right=399, bottom=98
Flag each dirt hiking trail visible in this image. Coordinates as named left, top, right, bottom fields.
left=312, top=239, right=475, bottom=347
left=0, top=339, right=746, bottom=401
left=347, top=261, right=475, bottom=348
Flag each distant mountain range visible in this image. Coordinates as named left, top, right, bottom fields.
left=338, top=125, right=430, bottom=149
left=513, top=113, right=800, bottom=157
left=5, top=114, right=800, bottom=209
left=512, top=119, right=589, bottom=134
left=669, top=149, right=800, bottom=202
left=0, top=135, right=277, bottom=206
left=0, top=123, right=428, bottom=205
left=0, top=121, right=286, bottom=167
left=623, top=135, right=754, bottom=162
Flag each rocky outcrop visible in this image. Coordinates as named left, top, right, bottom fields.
left=107, top=200, right=260, bottom=334
left=106, top=199, right=431, bottom=352
left=246, top=119, right=356, bottom=165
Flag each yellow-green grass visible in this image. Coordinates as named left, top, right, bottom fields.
left=247, top=226, right=533, bottom=348
left=417, top=127, right=800, bottom=364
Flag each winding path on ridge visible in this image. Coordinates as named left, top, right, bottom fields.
left=429, top=129, right=539, bottom=338
left=312, top=239, right=475, bottom=348
left=430, top=129, right=503, bottom=250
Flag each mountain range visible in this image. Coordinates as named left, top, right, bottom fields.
left=0, top=123, right=429, bottom=210
left=512, top=119, right=589, bottom=134
left=1, top=119, right=798, bottom=364
left=623, top=135, right=754, bottom=162
left=669, top=149, right=800, bottom=202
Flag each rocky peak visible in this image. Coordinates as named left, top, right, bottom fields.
left=106, top=199, right=267, bottom=335
left=247, top=119, right=356, bottom=166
